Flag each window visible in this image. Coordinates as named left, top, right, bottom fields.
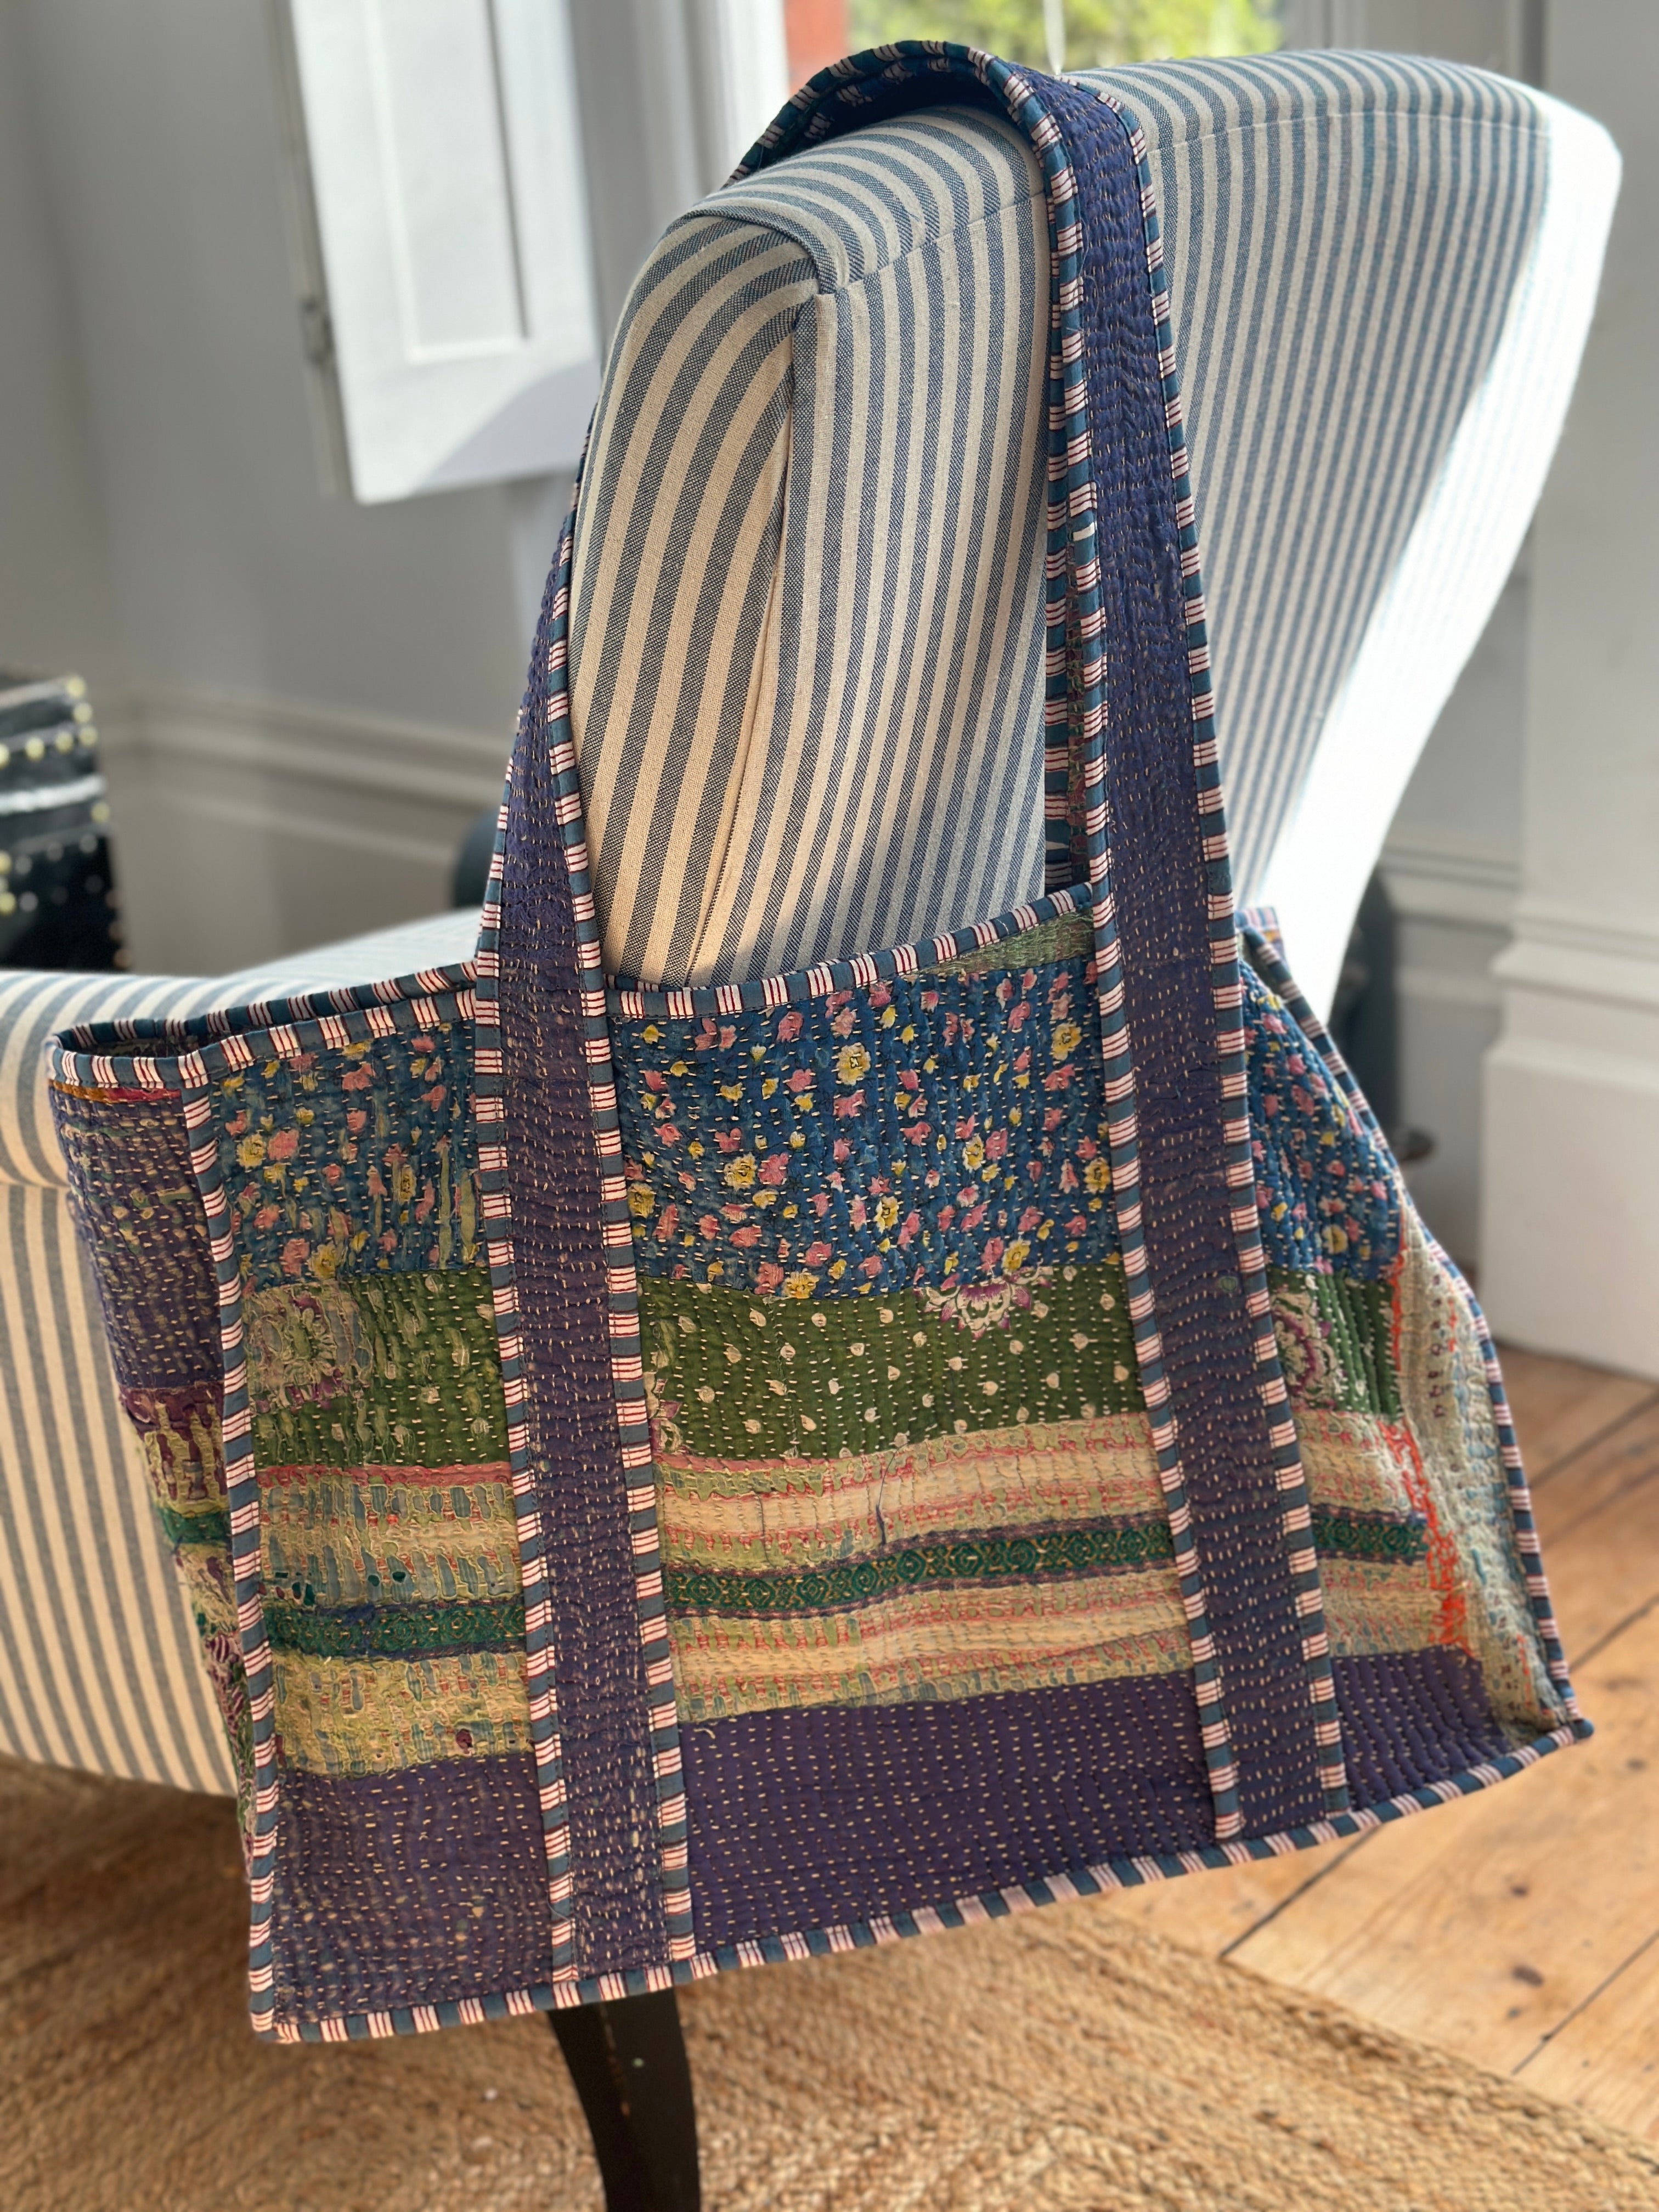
left=284, top=0, right=795, bottom=504
left=812, top=1, right=1281, bottom=70
left=283, top=0, right=602, bottom=504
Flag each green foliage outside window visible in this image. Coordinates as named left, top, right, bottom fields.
left=847, top=0, right=1281, bottom=68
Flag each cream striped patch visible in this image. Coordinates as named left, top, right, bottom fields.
left=668, top=1576, right=1190, bottom=1723
left=662, top=1406, right=1432, bottom=1576
left=662, top=1398, right=1506, bottom=1719
left=1318, top=1558, right=1439, bottom=1661
left=1393, top=1207, right=1569, bottom=1738
left=1294, top=1406, right=1418, bottom=1517
left=657, top=1413, right=1163, bottom=1575
left=261, top=1465, right=518, bottom=1611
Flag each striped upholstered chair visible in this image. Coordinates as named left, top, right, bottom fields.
left=571, top=52, right=1616, bottom=1022
left=0, top=47, right=1617, bottom=2162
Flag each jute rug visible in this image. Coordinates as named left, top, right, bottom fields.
left=4, top=1757, right=1654, bottom=2212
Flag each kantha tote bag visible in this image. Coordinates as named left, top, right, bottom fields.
left=49, top=46, right=1584, bottom=2043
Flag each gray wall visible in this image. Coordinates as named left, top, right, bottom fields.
left=1, top=0, right=541, bottom=969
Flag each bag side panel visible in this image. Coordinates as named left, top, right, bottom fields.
left=613, top=906, right=1560, bottom=1947
left=50, top=1080, right=253, bottom=1829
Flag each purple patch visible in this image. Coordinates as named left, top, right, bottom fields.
left=270, top=1756, right=554, bottom=2019
left=1333, top=1648, right=1514, bottom=1805
left=680, top=1674, right=1213, bottom=1949
left=50, top=1085, right=219, bottom=1390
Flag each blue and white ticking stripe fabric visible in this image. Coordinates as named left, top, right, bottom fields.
left=572, top=52, right=1616, bottom=1011
left=0, top=970, right=235, bottom=1790
left=571, top=105, right=1052, bottom=989
left=0, top=912, right=478, bottom=1793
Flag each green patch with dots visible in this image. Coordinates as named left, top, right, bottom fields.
left=640, top=1260, right=1139, bottom=1461
left=245, top=1269, right=509, bottom=1469
left=926, top=910, right=1093, bottom=978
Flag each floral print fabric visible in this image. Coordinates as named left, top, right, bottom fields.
left=216, top=1024, right=480, bottom=1288
left=616, top=916, right=1399, bottom=1303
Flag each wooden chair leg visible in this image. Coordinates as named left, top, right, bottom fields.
left=549, top=1987, right=701, bottom=2212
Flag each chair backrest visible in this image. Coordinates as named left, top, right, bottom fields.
left=569, top=50, right=1617, bottom=1013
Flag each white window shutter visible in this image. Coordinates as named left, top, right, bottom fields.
left=693, top=0, right=790, bottom=181
left=286, top=0, right=601, bottom=504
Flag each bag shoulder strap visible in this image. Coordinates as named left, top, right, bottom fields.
left=743, top=48, right=1347, bottom=1843
left=476, top=48, right=1347, bottom=1987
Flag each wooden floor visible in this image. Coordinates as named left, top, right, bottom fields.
left=1108, top=1347, right=1659, bottom=2140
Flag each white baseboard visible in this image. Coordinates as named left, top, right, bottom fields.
left=100, top=683, right=509, bottom=973
left=1380, top=825, right=1519, bottom=929
left=1482, top=910, right=1659, bottom=1379
left=1380, top=828, right=1519, bottom=1266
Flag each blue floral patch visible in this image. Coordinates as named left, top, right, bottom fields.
left=215, top=1023, right=481, bottom=1293
left=613, top=924, right=1400, bottom=1300
left=616, top=955, right=1116, bottom=1299
left=1245, top=978, right=1398, bottom=1278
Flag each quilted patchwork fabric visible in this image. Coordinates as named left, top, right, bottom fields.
left=45, top=43, right=1586, bottom=2044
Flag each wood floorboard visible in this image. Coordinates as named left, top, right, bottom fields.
left=1225, top=1607, right=1659, bottom=2092
left=1498, top=1348, right=1658, bottom=1485
left=1520, top=1926, right=1659, bottom=2132
left=1110, top=1346, right=1659, bottom=2137
left=1527, top=1397, right=1659, bottom=1559
left=1533, top=1450, right=1659, bottom=1666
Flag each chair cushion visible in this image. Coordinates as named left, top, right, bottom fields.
left=571, top=104, right=1049, bottom=988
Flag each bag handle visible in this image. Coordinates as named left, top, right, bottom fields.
left=735, top=50, right=1347, bottom=1841
left=477, top=49, right=1346, bottom=1951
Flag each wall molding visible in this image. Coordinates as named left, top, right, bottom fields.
left=1375, top=826, right=1519, bottom=1268
left=112, top=680, right=512, bottom=812
left=1394, top=962, right=1504, bottom=1017
left=1495, top=900, right=1659, bottom=1013
left=98, top=680, right=509, bottom=973
left=1483, top=900, right=1659, bottom=1379
left=1380, top=826, right=1520, bottom=934
left=157, top=786, right=461, bottom=872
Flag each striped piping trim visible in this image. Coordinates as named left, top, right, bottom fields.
left=1088, top=80, right=1348, bottom=1822
left=267, top=1713, right=1582, bottom=2041
left=1239, top=912, right=1589, bottom=1734
left=1040, top=100, right=1079, bottom=888
left=180, top=1070, right=287, bottom=2025
left=470, top=774, right=580, bottom=1980
left=477, top=511, right=697, bottom=1978
left=44, top=984, right=478, bottom=1097
left=609, top=883, right=1092, bottom=1020
left=49, top=966, right=479, bottom=1064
